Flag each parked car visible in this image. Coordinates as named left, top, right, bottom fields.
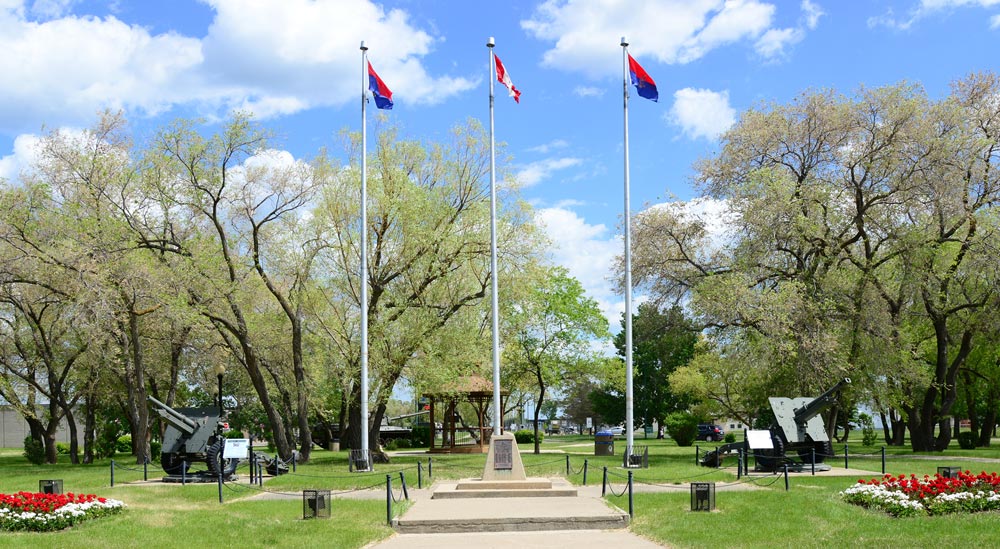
left=696, top=424, right=725, bottom=442
left=606, top=426, right=626, bottom=436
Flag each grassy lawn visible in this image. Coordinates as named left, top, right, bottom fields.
left=1, top=435, right=1000, bottom=548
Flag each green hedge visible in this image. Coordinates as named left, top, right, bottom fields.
left=514, top=429, right=544, bottom=445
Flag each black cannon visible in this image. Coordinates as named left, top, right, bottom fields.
left=149, top=396, right=239, bottom=480
left=701, top=378, right=851, bottom=471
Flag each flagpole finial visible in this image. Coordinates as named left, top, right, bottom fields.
left=360, top=40, right=368, bottom=51
left=487, top=36, right=495, bottom=48
left=621, top=37, right=628, bottom=47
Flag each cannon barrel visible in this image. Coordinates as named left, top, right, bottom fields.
left=148, top=396, right=199, bottom=435
left=792, top=378, right=851, bottom=425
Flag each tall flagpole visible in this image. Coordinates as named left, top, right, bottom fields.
left=487, top=37, right=501, bottom=436
left=359, top=40, right=370, bottom=469
left=620, top=37, right=635, bottom=455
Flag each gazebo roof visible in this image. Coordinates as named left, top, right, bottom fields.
left=422, top=374, right=509, bottom=398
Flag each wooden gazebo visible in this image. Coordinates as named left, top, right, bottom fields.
left=423, top=375, right=509, bottom=454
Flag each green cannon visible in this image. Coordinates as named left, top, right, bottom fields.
left=148, top=396, right=239, bottom=479
left=701, top=378, right=851, bottom=471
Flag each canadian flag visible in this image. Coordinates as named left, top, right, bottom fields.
left=494, top=53, right=520, bottom=103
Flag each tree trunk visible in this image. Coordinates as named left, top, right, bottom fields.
left=83, top=393, right=96, bottom=464
left=979, top=386, right=998, bottom=448
left=64, top=406, right=80, bottom=465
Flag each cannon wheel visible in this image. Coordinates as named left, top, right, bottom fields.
left=797, top=439, right=834, bottom=464
left=755, top=435, right=786, bottom=472
left=161, top=452, right=192, bottom=476
left=205, top=439, right=239, bottom=477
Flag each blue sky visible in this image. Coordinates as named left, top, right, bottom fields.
left=1, top=0, right=998, bottom=327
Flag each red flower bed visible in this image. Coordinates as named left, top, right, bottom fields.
left=0, top=491, right=124, bottom=531
left=843, top=470, right=1000, bottom=516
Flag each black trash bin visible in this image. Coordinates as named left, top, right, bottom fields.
left=595, top=430, right=615, bottom=456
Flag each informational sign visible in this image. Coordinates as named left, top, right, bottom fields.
left=585, top=417, right=592, bottom=428
left=746, top=430, right=774, bottom=450
left=223, top=438, right=250, bottom=459
left=493, top=439, right=513, bottom=470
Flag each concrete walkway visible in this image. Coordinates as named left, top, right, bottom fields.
left=368, top=478, right=666, bottom=548
left=370, top=530, right=666, bottom=548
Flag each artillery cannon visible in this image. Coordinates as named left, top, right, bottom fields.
left=149, top=396, right=239, bottom=480
left=701, top=378, right=851, bottom=472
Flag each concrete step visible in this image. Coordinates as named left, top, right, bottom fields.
left=393, top=494, right=629, bottom=534
left=433, top=477, right=577, bottom=499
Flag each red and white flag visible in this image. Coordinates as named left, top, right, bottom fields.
left=494, top=53, right=520, bottom=103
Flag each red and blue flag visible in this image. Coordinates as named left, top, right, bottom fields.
left=627, top=54, right=657, bottom=102
left=368, top=61, right=393, bottom=110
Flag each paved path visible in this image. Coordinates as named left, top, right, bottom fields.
left=369, top=530, right=665, bottom=548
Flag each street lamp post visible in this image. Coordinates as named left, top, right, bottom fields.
left=215, top=364, right=226, bottom=416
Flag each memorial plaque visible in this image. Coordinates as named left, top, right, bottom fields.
left=223, top=438, right=250, bottom=459
left=494, top=439, right=513, bottom=470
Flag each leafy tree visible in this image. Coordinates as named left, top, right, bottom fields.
left=312, top=120, right=542, bottom=461
left=614, top=303, right=696, bottom=432
left=629, top=73, right=1000, bottom=452
left=505, top=267, right=609, bottom=453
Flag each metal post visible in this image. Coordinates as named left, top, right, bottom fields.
left=111, top=459, right=115, bottom=487
left=881, top=446, right=886, bottom=474
left=844, top=444, right=848, bottom=469
left=737, top=450, right=742, bottom=480
left=783, top=463, right=789, bottom=491
left=602, top=466, right=608, bottom=497
left=218, top=467, right=223, bottom=504
left=486, top=37, right=502, bottom=437
left=696, top=445, right=699, bottom=466
left=627, top=470, right=634, bottom=518
left=583, top=459, right=588, bottom=486
left=811, top=448, right=815, bottom=476
left=418, top=460, right=423, bottom=489
left=144, top=456, right=148, bottom=482
left=386, top=474, right=393, bottom=526
left=428, top=457, right=433, bottom=478
left=249, top=452, right=255, bottom=484
left=292, top=452, right=297, bottom=473
left=182, top=460, right=187, bottom=485
left=566, top=454, right=570, bottom=476
left=399, top=471, right=409, bottom=501
left=258, top=461, right=263, bottom=486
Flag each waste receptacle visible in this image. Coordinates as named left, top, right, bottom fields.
left=330, top=439, right=340, bottom=452
left=595, top=430, right=615, bottom=456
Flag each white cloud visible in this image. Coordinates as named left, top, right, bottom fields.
left=0, top=1, right=475, bottom=133
left=29, top=0, right=76, bottom=19
left=574, top=86, right=605, bottom=98
left=801, top=0, right=824, bottom=29
left=516, top=157, right=582, bottom=187
left=992, top=13, right=1000, bottom=26
left=522, top=0, right=802, bottom=78
left=535, top=206, right=622, bottom=325
left=871, top=0, right=1000, bottom=30
left=754, top=27, right=804, bottom=58
left=669, top=88, right=736, bottom=140
left=0, top=133, right=42, bottom=182
left=528, top=139, right=569, bottom=154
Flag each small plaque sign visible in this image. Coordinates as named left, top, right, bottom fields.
left=223, top=438, right=250, bottom=459
left=494, top=439, right=513, bottom=470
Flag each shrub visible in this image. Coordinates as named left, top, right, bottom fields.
left=150, top=440, right=161, bottom=457
left=858, top=412, right=878, bottom=446
left=56, top=442, right=71, bottom=455
left=383, top=439, right=398, bottom=451
left=23, top=436, right=45, bottom=465
left=514, top=429, right=543, bottom=445
left=724, top=433, right=736, bottom=443
left=394, top=438, right=412, bottom=449
left=664, top=412, right=698, bottom=446
left=410, top=426, right=430, bottom=447
left=225, top=429, right=246, bottom=439
left=116, top=435, right=132, bottom=454
left=957, top=431, right=977, bottom=450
